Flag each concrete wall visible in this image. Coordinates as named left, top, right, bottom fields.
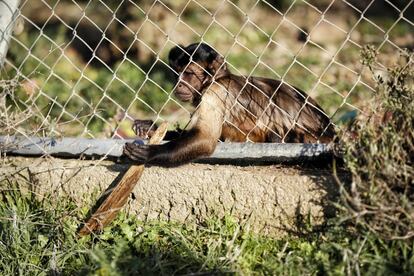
left=0, top=156, right=344, bottom=236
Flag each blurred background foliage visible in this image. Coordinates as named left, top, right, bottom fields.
left=2, top=0, right=413, bottom=137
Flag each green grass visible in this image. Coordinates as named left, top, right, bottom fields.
left=0, top=186, right=413, bottom=275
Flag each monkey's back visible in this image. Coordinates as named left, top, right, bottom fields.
left=215, top=75, right=335, bottom=143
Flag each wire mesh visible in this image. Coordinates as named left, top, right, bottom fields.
left=1, top=0, right=413, bottom=145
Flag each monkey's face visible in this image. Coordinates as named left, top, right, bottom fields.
left=169, top=43, right=228, bottom=103
left=174, top=62, right=210, bottom=103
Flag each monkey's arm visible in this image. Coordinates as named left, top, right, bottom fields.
left=124, top=128, right=216, bottom=166
left=124, top=89, right=224, bottom=166
left=164, top=129, right=184, bottom=140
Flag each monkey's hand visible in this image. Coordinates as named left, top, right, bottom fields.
left=123, top=142, right=151, bottom=164
left=132, top=119, right=156, bottom=139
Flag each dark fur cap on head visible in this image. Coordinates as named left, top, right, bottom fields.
left=168, top=43, right=220, bottom=70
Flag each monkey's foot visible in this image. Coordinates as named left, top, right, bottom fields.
left=132, top=119, right=155, bottom=139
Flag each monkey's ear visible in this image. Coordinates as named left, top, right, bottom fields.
left=208, top=55, right=228, bottom=79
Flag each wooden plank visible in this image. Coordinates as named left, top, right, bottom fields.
left=77, top=122, right=168, bottom=236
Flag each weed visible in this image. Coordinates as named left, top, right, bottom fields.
left=339, top=46, right=414, bottom=241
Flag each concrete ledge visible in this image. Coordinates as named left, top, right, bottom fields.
left=0, top=156, right=345, bottom=236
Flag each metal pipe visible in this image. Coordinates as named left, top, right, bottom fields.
left=0, top=135, right=333, bottom=164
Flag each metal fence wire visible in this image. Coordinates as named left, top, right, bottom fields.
left=1, top=0, right=413, bottom=147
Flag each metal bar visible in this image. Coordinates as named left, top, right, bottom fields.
left=0, top=0, right=20, bottom=67
left=0, top=135, right=333, bottom=163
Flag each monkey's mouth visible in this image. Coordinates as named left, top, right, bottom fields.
left=175, top=91, right=193, bottom=102
left=175, top=85, right=194, bottom=102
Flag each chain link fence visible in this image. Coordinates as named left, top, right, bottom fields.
left=1, top=0, right=413, bottom=152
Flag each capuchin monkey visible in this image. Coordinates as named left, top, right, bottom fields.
left=123, top=43, right=335, bottom=166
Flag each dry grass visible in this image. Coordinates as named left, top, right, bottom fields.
left=339, top=46, right=414, bottom=241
